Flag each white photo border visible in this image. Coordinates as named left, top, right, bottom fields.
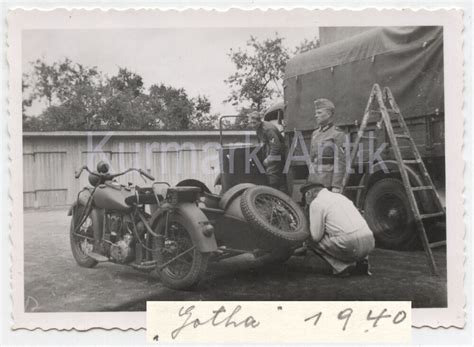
left=7, top=8, right=465, bottom=330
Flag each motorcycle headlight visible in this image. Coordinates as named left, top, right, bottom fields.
left=97, top=161, right=110, bottom=173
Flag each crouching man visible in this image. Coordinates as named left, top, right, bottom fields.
left=299, top=182, right=375, bottom=277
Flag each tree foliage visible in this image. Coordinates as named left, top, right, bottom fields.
left=225, top=35, right=289, bottom=112
left=23, top=59, right=218, bottom=131
left=224, top=33, right=319, bottom=118
left=293, top=36, right=320, bottom=55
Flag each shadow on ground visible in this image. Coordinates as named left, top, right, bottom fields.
left=23, top=208, right=446, bottom=313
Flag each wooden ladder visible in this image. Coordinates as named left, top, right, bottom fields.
left=342, top=83, right=445, bottom=275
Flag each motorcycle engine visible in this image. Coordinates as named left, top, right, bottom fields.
left=110, top=233, right=134, bottom=264
left=108, top=215, right=135, bottom=264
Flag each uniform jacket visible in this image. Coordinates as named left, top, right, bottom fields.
left=256, top=121, right=286, bottom=185
left=256, top=121, right=285, bottom=158
left=308, top=123, right=347, bottom=189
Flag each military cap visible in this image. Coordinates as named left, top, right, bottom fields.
left=314, top=98, right=335, bottom=115
left=248, top=111, right=262, bottom=121
left=300, top=182, right=324, bottom=195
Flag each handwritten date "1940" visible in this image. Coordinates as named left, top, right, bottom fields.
left=304, top=308, right=407, bottom=331
left=171, top=305, right=260, bottom=339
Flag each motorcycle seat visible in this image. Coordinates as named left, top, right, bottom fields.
left=125, top=193, right=163, bottom=206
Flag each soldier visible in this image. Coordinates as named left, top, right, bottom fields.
left=299, top=182, right=374, bottom=277
left=248, top=111, right=286, bottom=191
left=308, top=98, right=347, bottom=193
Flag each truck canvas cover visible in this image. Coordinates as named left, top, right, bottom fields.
left=284, top=26, right=444, bottom=131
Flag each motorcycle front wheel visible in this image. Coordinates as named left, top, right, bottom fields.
left=152, top=213, right=209, bottom=290
left=70, top=204, right=98, bottom=268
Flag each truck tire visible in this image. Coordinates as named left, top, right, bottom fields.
left=240, top=186, right=309, bottom=245
left=364, top=178, right=419, bottom=250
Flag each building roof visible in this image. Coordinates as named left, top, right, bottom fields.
left=22, top=130, right=254, bottom=137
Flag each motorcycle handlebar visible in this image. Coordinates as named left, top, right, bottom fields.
left=75, top=166, right=155, bottom=181
left=74, top=166, right=87, bottom=179
left=139, top=169, right=155, bottom=181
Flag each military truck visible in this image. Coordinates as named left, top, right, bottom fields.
left=216, top=26, right=445, bottom=250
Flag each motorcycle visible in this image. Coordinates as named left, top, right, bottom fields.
left=68, top=161, right=217, bottom=290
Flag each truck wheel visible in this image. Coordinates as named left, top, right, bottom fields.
left=240, top=186, right=309, bottom=245
left=69, top=205, right=98, bottom=268
left=153, top=213, right=209, bottom=290
left=364, top=178, right=419, bottom=250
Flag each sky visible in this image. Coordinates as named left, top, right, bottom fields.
left=22, top=27, right=318, bottom=116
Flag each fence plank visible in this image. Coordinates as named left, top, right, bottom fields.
left=23, top=132, right=252, bottom=208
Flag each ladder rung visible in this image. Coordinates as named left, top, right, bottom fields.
left=411, top=185, right=434, bottom=191
left=403, top=159, right=421, bottom=164
left=359, top=135, right=374, bottom=140
left=359, top=85, right=441, bottom=276
left=372, top=109, right=399, bottom=114
left=420, top=211, right=445, bottom=219
left=344, top=185, right=365, bottom=190
left=429, top=240, right=446, bottom=249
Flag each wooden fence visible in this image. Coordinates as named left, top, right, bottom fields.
left=23, top=130, right=254, bottom=209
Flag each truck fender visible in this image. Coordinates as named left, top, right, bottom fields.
left=370, top=160, right=425, bottom=185
left=150, top=202, right=218, bottom=253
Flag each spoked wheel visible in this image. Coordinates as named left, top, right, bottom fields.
left=255, top=194, right=298, bottom=232
left=240, top=186, right=309, bottom=245
left=69, top=205, right=98, bottom=268
left=153, top=213, right=209, bottom=290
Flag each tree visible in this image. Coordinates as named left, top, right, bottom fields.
left=22, top=76, right=33, bottom=122
left=23, top=58, right=105, bottom=130
left=224, top=33, right=319, bottom=118
left=224, top=34, right=289, bottom=112
left=22, top=59, right=218, bottom=131
left=108, top=68, right=144, bottom=97
left=294, top=36, right=320, bottom=54
left=189, top=95, right=219, bottom=130
left=100, top=69, right=149, bottom=129
left=148, top=84, right=195, bottom=130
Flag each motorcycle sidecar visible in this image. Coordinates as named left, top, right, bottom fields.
left=198, top=184, right=309, bottom=265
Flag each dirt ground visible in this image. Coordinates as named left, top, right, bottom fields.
left=23, top=208, right=447, bottom=312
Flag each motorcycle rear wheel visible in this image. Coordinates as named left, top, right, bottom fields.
left=70, top=205, right=98, bottom=268
left=153, top=213, right=209, bottom=290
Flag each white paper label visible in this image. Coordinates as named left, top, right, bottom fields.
left=146, top=301, right=411, bottom=343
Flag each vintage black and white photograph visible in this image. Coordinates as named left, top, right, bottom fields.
left=8, top=9, right=464, bottom=330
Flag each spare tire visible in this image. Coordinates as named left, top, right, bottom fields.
left=240, top=186, right=309, bottom=245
